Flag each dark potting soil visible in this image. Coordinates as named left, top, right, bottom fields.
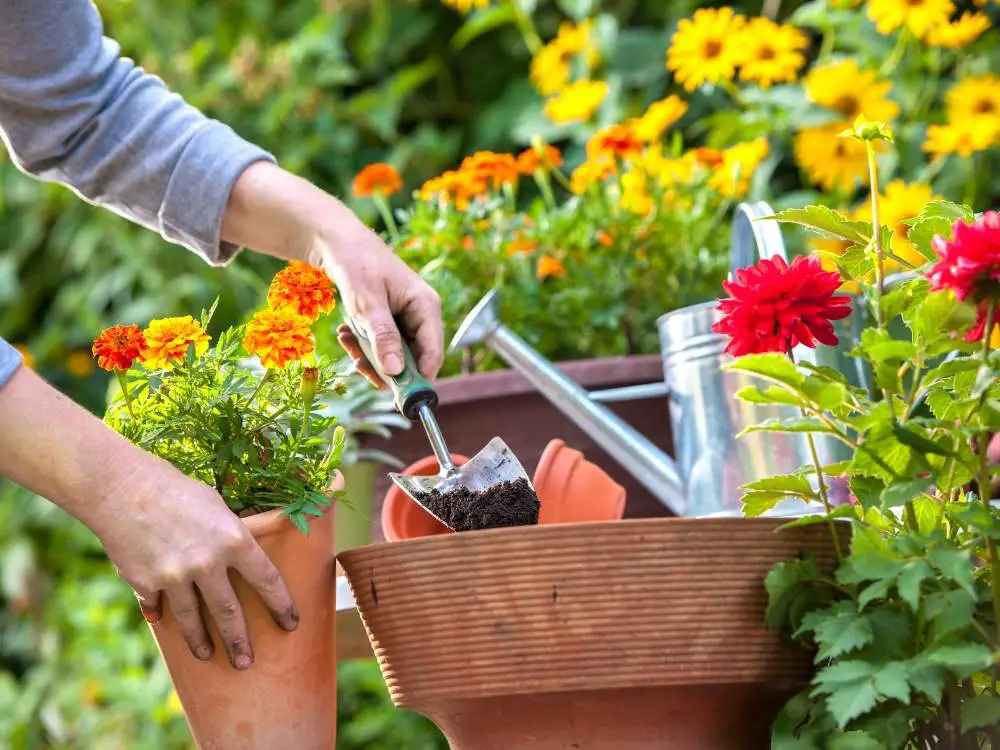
left=422, top=477, right=540, bottom=532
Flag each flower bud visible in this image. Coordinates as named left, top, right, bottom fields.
left=301, top=366, right=319, bottom=403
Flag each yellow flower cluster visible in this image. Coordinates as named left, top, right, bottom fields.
left=667, top=9, right=808, bottom=92
left=530, top=20, right=598, bottom=96
left=866, top=0, right=992, bottom=45
left=924, top=75, right=1000, bottom=158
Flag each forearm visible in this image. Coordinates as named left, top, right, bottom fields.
left=0, top=366, right=162, bottom=540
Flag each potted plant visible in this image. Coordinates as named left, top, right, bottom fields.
left=722, top=117, right=1000, bottom=746
left=92, top=261, right=348, bottom=749
left=351, top=126, right=772, bottom=528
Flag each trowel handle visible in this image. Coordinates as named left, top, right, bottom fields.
left=346, top=317, right=439, bottom=421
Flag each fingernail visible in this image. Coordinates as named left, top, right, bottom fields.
left=234, top=653, right=253, bottom=670
left=383, top=353, right=402, bottom=374
left=196, top=645, right=212, bottom=660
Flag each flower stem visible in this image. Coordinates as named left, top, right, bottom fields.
left=372, top=193, right=400, bottom=242
left=978, top=300, right=1000, bottom=649
left=115, top=370, right=136, bottom=419
left=865, top=140, right=886, bottom=325
left=508, top=0, right=543, bottom=56
left=247, top=369, right=272, bottom=406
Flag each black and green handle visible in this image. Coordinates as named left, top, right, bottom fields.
left=346, top=317, right=439, bottom=421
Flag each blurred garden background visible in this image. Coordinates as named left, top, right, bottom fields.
left=1, top=0, right=998, bottom=746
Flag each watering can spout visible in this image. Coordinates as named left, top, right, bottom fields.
left=450, top=289, right=688, bottom=516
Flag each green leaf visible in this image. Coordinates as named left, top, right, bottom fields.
left=771, top=206, right=871, bottom=244
left=734, top=385, right=804, bottom=407
left=765, top=556, right=824, bottom=630
left=892, top=424, right=954, bottom=457
left=872, top=662, right=911, bottom=703
left=742, top=474, right=816, bottom=495
left=740, top=418, right=835, bottom=437
left=924, top=589, right=976, bottom=641
left=554, top=0, right=595, bottom=19
left=849, top=476, right=885, bottom=510
left=904, top=200, right=972, bottom=260
left=949, top=504, right=1000, bottom=540
left=896, top=559, right=932, bottom=611
left=814, top=662, right=879, bottom=727
left=907, top=664, right=946, bottom=703
left=928, top=546, right=976, bottom=595
left=812, top=602, right=875, bottom=661
left=880, top=278, right=931, bottom=322
left=961, top=695, right=1000, bottom=732
left=724, top=353, right=805, bottom=388
left=450, top=4, right=518, bottom=50
left=856, top=329, right=916, bottom=362
left=776, top=504, right=857, bottom=531
left=921, top=642, right=994, bottom=679
left=742, top=490, right=789, bottom=517
left=802, top=377, right=849, bottom=410
left=879, top=476, right=934, bottom=510
left=834, top=244, right=875, bottom=282
left=828, top=732, right=883, bottom=750
left=904, top=288, right=965, bottom=345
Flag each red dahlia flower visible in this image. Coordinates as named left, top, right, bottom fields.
left=927, top=211, right=1000, bottom=303
left=712, top=255, right=852, bottom=357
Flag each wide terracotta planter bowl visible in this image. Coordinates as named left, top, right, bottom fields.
left=339, top=517, right=845, bottom=750
left=150, top=492, right=339, bottom=749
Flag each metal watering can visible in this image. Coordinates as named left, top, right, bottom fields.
left=449, top=202, right=868, bottom=518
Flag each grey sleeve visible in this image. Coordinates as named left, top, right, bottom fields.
left=0, top=338, right=23, bottom=391
left=0, top=0, right=276, bottom=265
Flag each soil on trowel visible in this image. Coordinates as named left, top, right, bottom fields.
left=422, top=477, right=540, bottom=532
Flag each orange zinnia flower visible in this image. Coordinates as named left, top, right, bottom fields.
left=267, top=261, right=336, bottom=322
left=516, top=145, right=563, bottom=175
left=243, top=308, right=315, bottom=369
left=352, top=163, right=403, bottom=197
left=142, top=316, right=211, bottom=369
left=460, top=151, right=519, bottom=189
left=586, top=124, right=644, bottom=162
left=92, top=324, right=147, bottom=371
left=537, top=254, right=566, bottom=280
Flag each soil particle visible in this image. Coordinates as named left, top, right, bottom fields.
left=421, top=477, right=540, bottom=532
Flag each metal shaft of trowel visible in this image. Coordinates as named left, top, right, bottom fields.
left=416, top=402, right=457, bottom=474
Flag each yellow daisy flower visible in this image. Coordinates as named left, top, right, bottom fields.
left=709, top=138, right=771, bottom=198
left=529, top=20, right=598, bottom=96
left=794, top=123, right=873, bottom=192
left=804, top=60, right=901, bottom=124
left=544, top=80, right=608, bottom=124
left=667, top=7, right=746, bottom=92
left=630, top=95, right=688, bottom=142
left=867, top=0, right=955, bottom=38
left=945, top=74, right=1000, bottom=125
left=736, top=18, right=809, bottom=88
left=855, top=180, right=940, bottom=267
left=925, top=12, right=991, bottom=47
left=923, top=118, right=999, bottom=157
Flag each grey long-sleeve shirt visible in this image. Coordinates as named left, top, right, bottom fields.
left=0, top=0, right=276, bottom=387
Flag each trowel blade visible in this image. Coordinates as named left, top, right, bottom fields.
left=388, top=437, right=533, bottom=527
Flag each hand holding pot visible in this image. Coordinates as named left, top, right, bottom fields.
left=0, top=366, right=297, bottom=670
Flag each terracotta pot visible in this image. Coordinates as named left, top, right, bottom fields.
left=150, top=492, right=339, bottom=749
left=533, top=439, right=626, bottom=524
left=339, top=517, right=846, bottom=749
left=361, top=355, right=674, bottom=542
left=381, top=453, right=468, bottom=542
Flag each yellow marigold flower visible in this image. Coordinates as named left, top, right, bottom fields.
left=569, top=157, right=617, bottom=194
left=867, top=0, right=954, bottom=38
left=586, top=124, right=645, bottom=162
left=544, top=80, right=608, bottom=124
left=708, top=138, right=770, bottom=198
left=631, top=95, right=688, bottom=142
left=794, top=123, right=873, bottom=192
left=536, top=254, right=566, bottom=280
left=736, top=18, right=809, bottom=88
left=243, top=308, right=315, bottom=370
left=925, top=11, right=991, bottom=47
left=460, top=151, right=519, bottom=188
left=529, top=21, right=598, bottom=96
left=923, top=118, right=999, bottom=157
left=13, top=344, right=35, bottom=369
left=667, top=7, right=746, bottom=92
left=142, top=316, right=211, bottom=370
left=65, top=350, right=95, bottom=378
left=804, top=60, right=900, bottom=124
left=945, top=75, right=1000, bottom=125
left=621, top=169, right=654, bottom=216
left=267, top=261, right=336, bottom=322
left=420, top=169, right=487, bottom=210
left=441, top=0, right=489, bottom=13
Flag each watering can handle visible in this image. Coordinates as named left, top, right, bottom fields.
left=729, top=201, right=788, bottom=274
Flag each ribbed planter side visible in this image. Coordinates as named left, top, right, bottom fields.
left=339, top=517, right=845, bottom=750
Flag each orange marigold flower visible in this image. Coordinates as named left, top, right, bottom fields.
left=595, top=230, right=614, bottom=247
left=420, top=169, right=486, bottom=210
left=586, top=124, right=644, bottom=162
left=243, top=308, right=315, bottom=369
left=352, top=163, right=403, bottom=197
left=460, top=151, right=519, bottom=188
left=537, top=254, right=566, bottom=280
left=516, top=145, right=563, bottom=174
left=507, top=237, right=537, bottom=255
left=92, top=324, right=147, bottom=372
left=267, top=261, right=336, bottom=322
left=142, top=316, right=211, bottom=369
left=462, top=236, right=476, bottom=250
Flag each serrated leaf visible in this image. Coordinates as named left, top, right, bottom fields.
left=879, top=476, right=934, bottom=510
left=813, top=602, right=875, bottom=661
left=961, top=694, right=1000, bottom=732
left=765, top=556, right=825, bottom=630
left=734, top=385, right=804, bottom=407
left=949, top=504, right=1000, bottom=539
left=858, top=578, right=894, bottom=609
left=921, top=642, right=993, bottom=679
left=742, top=490, right=789, bottom=517
left=927, top=546, right=976, bottom=595
left=802, top=378, right=848, bottom=410
left=896, top=559, right=932, bottom=611
left=828, top=731, right=883, bottom=750
left=905, top=200, right=972, bottom=259
left=814, top=662, right=879, bottom=728
left=776, top=504, right=857, bottom=531
left=771, top=206, right=871, bottom=244
left=873, top=662, right=910, bottom=703
left=856, top=329, right=916, bottom=362
left=724, top=353, right=805, bottom=388
left=849, top=475, right=885, bottom=510
left=742, top=474, right=816, bottom=495
left=880, top=278, right=931, bottom=322
left=892, top=424, right=954, bottom=457
left=904, top=289, right=964, bottom=345
left=740, top=417, right=836, bottom=437
left=924, top=589, right=976, bottom=641
left=907, top=664, right=946, bottom=703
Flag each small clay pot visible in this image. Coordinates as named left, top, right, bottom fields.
left=533, top=439, right=626, bottom=524
left=340, top=517, right=847, bottom=749
left=380, top=454, right=467, bottom=542
left=149, top=477, right=340, bottom=749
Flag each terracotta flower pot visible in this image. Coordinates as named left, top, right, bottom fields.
left=533, top=439, right=626, bottom=524
left=380, top=453, right=468, bottom=542
left=150, top=491, right=339, bottom=749
left=339, top=517, right=846, bottom=750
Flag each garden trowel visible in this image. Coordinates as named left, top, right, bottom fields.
left=345, top=318, right=539, bottom=532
